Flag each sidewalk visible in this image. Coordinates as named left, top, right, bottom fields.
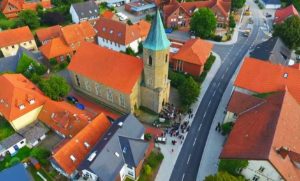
left=155, top=52, right=221, bottom=181
left=196, top=54, right=245, bottom=181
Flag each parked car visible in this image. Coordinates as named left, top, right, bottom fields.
left=243, top=29, right=251, bottom=37
left=165, top=28, right=173, bottom=34
left=155, top=137, right=166, bottom=144
left=67, top=96, right=78, bottom=104
left=75, top=102, right=85, bottom=110
left=107, top=3, right=116, bottom=8
left=119, top=14, right=128, bottom=21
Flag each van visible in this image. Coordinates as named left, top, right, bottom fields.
left=155, top=137, right=167, bottom=144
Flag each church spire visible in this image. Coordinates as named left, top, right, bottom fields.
left=143, top=9, right=170, bottom=51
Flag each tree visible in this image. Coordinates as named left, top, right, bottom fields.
left=38, top=75, right=70, bottom=101
left=229, top=15, right=236, bottom=28
left=16, top=10, right=40, bottom=29
left=30, top=147, right=51, bottom=166
left=273, top=16, right=300, bottom=49
left=16, top=53, right=46, bottom=80
left=205, top=171, right=246, bottom=181
left=144, top=164, right=152, bottom=175
left=125, top=47, right=136, bottom=56
left=41, top=12, right=66, bottom=26
left=178, top=76, right=200, bottom=110
left=190, top=8, right=217, bottom=39
left=231, top=0, right=246, bottom=10
left=219, top=159, right=249, bottom=176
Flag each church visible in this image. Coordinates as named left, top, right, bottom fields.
left=68, top=10, right=171, bottom=114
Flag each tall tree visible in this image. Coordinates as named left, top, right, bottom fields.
left=273, top=16, right=300, bottom=49
left=16, top=10, right=40, bottom=29
left=231, top=0, right=246, bottom=10
left=190, top=8, right=217, bottom=39
left=178, top=76, right=200, bottom=109
left=205, top=171, right=246, bottom=181
left=38, top=75, right=70, bottom=101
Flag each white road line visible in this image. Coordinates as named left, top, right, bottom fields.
left=187, top=154, right=191, bottom=164
left=182, top=174, right=185, bottom=181
left=203, top=111, right=207, bottom=118
left=208, top=100, right=211, bottom=106
left=193, top=138, right=197, bottom=146
left=213, top=91, right=216, bottom=97
left=198, top=124, right=202, bottom=131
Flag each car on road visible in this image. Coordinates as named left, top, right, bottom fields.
left=265, top=13, right=272, bottom=18
left=67, top=96, right=78, bottom=104
left=243, top=29, right=251, bottom=37
left=155, top=137, right=166, bottom=144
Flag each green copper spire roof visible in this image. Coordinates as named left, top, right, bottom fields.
left=143, top=9, right=170, bottom=51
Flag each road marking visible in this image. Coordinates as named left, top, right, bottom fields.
left=203, top=111, right=207, bottom=118
left=198, top=124, right=202, bottom=131
left=230, top=61, right=233, bottom=65
left=187, top=154, right=191, bottom=164
left=221, top=74, right=225, bottom=79
left=208, top=100, right=211, bottom=106
left=182, top=174, right=185, bottom=181
left=213, top=91, right=216, bottom=97
left=193, top=138, right=197, bottom=146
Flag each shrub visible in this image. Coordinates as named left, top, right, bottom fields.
left=219, top=159, right=248, bottom=176
left=168, top=70, right=185, bottom=88
left=212, top=35, right=223, bottom=42
left=229, top=15, right=236, bottom=28
left=38, top=75, right=70, bottom=100
left=6, top=157, right=20, bottom=168
left=144, top=164, right=152, bottom=176
left=59, top=61, right=69, bottom=69
left=0, top=19, right=16, bottom=30
left=146, top=14, right=153, bottom=22
left=30, top=147, right=51, bottom=166
left=204, top=55, right=216, bottom=71
left=178, top=76, right=200, bottom=111
left=221, top=122, right=234, bottom=135
left=144, top=133, right=152, bottom=141
left=49, top=58, right=57, bottom=66
left=16, top=53, right=46, bottom=79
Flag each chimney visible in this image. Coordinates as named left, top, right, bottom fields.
left=276, top=146, right=290, bottom=159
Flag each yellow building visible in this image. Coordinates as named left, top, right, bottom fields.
left=0, top=26, right=38, bottom=57
left=68, top=10, right=171, bottom=113
left=0, top=74, right=46, bottom=130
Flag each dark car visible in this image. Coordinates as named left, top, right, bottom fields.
left=67, top=96, right=78, bottom=104
left=265, top=13, right=272, bottom=18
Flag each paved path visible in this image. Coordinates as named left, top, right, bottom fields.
left=168, top=1, right=264, bottom=180
left=155, top=52, right=222, bottom=181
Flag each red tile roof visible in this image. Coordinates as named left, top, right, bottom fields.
left=221, top=91, right=300, bottom=180
left=52, top=113, right=111, bottom=175
left=61, top=21, right=96, bottom=45
left=135, top=20, right=151, bottom=39
left=95, top=18, right=141, bottom=45
left=274, top=4, right=299, bottom=24
left=68, top=42, right=143, bottom=94
left=102, top=10, right=114, bottom=19
left=0, top=74, right=46, bottom=121
left=234, top=57, right=300, bottom=104
left=35, top=25, right=61, bottom=43
left=172, top=38, right=213, bottom=65
left=227, top=91, right=265, bottom=115
left=0, top=26, right=34, bottom=48
left=38, top=100, right=91, bottom=138
left=39, top=37, right=72, bottom=59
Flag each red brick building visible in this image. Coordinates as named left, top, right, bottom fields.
left=170, top=38, right=213, bottom=76
left=163, top=0, right=231, bottom=28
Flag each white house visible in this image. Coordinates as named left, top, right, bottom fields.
left=70, top=1, right=99, bottom=24
left=95, top=18, right=148, bottom=53
left=0, top=134, right=26, bottom=157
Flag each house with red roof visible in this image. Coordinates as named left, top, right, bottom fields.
left=163, top=0, right=231, bottom=28
left=38, top=22, right=96, bottom=62
left=274, top=4, right=299, bottom=24
left=0, top=74, right=46, bottom=130
left=220, top=57, right=300, bottom=180
left=95, top=17, right=150, bottom=53
left=68, top=10, right=171, bottom=113
left=0, top=26, right=37, bottom=57
left=0, top=0, right=51, bottom=19
left=35, top=25, right=61, bottom=45
left=170, top=38, right=214, bottom=76
left=51, top=113, right=111, bottom=178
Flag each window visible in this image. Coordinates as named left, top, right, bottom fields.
left=20, top=141, right=24, bottom=144
left=12, top=45, right=15, bottom=49
left=107, top=89, right=113, bottom=102
left=75, top=75, right=80, bottom=87
left=95, top=84, right=101, bottom=96
left=84, top=80, right=91, bottom=91
left=165, top=54, right=168, bottom=63
left=258, top=166, right=265, bottom=173
left=23, top=42, right=27, bottom=46
left=119, top=94, right=126, bottom=107
left=252, top=175, right=260, bottom=181
left=128, top=171, right=134, bottom=176
left=148, top=56, right=152, bottom=66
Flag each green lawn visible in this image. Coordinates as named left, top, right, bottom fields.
left=0, top=117, right=15, bottom=141
left=0, top=146, right=31, bottom=171
left=28, top=166, right=53, bottom=181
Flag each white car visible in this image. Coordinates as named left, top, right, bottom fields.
left=119, top=14, right=128, bottom=21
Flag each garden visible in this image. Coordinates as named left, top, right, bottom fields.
left=138, top=151, right=164, bottom=181
left=0, top=117, right=15, bottom=141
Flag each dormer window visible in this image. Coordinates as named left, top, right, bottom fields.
left=70, top=155, right=76, bottom=162
left=28, top=99, right=35, bottom=105
left=84, top=142, right=90, bottom=148
left=19, top=104, right=25, bottom=110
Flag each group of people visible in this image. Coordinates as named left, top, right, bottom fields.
left=159, top=103, right=182, bottom=121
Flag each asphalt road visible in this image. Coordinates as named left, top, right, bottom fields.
left=169, top=13, right=263, bottom=181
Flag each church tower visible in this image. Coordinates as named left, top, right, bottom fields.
left=140, top=9, right=171, bottom=113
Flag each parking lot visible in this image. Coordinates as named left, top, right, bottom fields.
left=115, top=6, right=155, bottom=23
